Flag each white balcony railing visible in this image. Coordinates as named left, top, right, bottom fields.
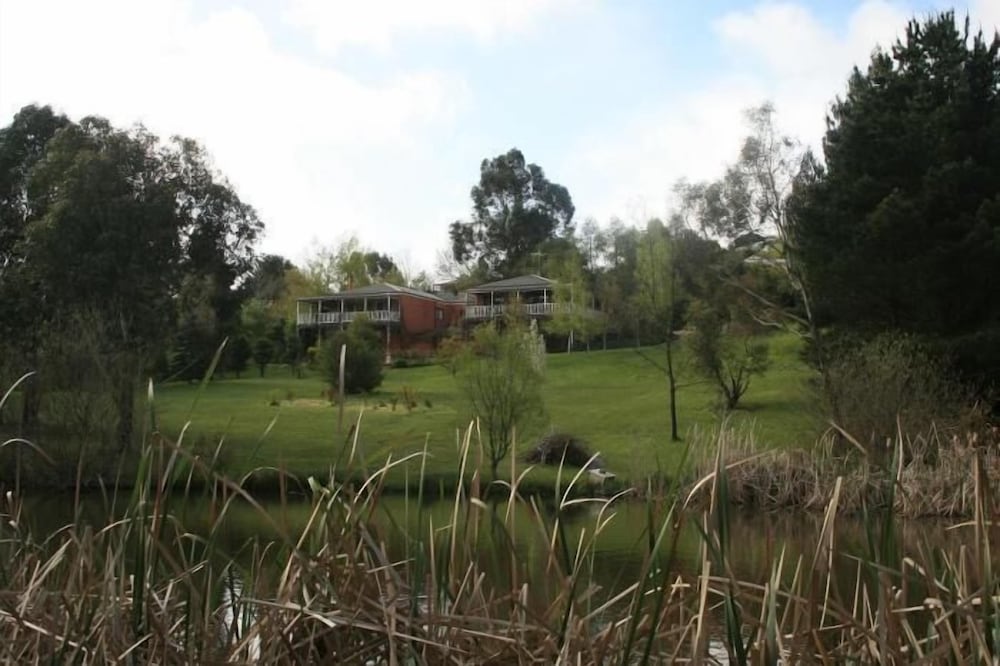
left=464, top=302, right=567, bottom=320
left=464, top=304, right=506, bottom=320
left=297, top=310, right=400, bottom=326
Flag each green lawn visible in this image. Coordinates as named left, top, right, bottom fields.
left=154, top=333, right=822, bottom=490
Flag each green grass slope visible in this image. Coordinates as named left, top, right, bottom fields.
left=154, top=333, right=821, bottom=490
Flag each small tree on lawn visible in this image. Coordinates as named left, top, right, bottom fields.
left=457, top=317, right=546, bottom=480
left=319, top=317, right=385, bottom=394
left=688, top=302, right=770, bottom=411
left=228, top=335, right=251, bottom=378
left=253, top=338, right=274, bottom=377
left=284, top=321, right=304, bottom=378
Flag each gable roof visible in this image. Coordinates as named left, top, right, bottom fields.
left=298, top=283, right=448, bottom=303
left=467, top=274, right=555, bottom=294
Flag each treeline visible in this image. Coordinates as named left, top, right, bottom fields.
left=0, top=11, right=996, bottom=482
left=439, top=11, right=1000, bottom=442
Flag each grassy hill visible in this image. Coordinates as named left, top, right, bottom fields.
left=154, top=333, right=822, bottom=491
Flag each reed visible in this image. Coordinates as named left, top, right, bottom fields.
left=0, top=379, right=998, bottom=663
left=685, top=422, right=1000, bottom=518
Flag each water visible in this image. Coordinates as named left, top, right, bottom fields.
left=22, top=490, right=959, bottom=592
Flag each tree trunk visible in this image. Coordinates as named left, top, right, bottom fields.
left=665, top=334, right=680, bottom=441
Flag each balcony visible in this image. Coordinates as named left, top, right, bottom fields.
left=297, top=310, right=400, bottom=326
left=464, top=302, right=567, bottom=320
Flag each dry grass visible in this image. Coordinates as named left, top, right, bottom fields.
left=685, top=422, right=1000, bottom=518
left=1, top=389, right=999, bottom=662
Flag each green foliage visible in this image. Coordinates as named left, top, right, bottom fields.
left=252, top=338, right=273, bottom=378
left=301, top=235, right=405, bottom=293
left=826, top=333, right=974, bottom=450
left=449, top=148, right=575, bottom=277
left=228, top=336, right=251, bottom=379
left=545, top=252, right=600, bottom=351
left=0, top=105, right=261, bottom=448
left=283, top=322, right=305, bottom=378
left=456, top=319, right=547, bottom=478
left=318, top=319, right=385, bottom=394
left=791, top=13, right=1000, bottom=389
left=688, top=304, right=771, bottom=411
left=435, top=331, right=467, bottom=376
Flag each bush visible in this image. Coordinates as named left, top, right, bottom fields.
left=318, top=318, right=385, bottom=394
left=456, top=319, right=547, bottom=479
left=826, top=333, right=974, bottom=449
left=525, top=433, right=603, bottom=470
left=436, top=331, right=466, bottom=376
left=688, top=302, right=770, bottom=411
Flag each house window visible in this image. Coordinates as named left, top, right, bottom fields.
left=435, top=308, right=444, bottom=321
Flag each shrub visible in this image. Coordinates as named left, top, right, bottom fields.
left=525, top=433, right=603, bottom=469
left=252, top=338, right=273, bottom=377
left=456, top=319, right=547, bottom=479
left=688, top=303, right=770, bottom=410
left=436, top=332, right=466, bottom=376
left=826, top=332, right=974, bottom=450
left=318, top=318, right=385, bottom=395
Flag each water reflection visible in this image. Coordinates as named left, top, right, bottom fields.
left=22, top=491, right=961, bottom=595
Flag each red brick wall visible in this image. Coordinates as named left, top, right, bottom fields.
left=399, top=294, right=436, bottom=335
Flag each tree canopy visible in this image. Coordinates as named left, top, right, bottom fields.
left=0, top=105, right=262, bottom=446
left=450, top=148, right=574, bottom=278
left=791, top=12, right=1000, bottom=386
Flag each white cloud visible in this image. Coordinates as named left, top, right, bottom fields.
left=563, top=1, right=914, bottom=225
left=284, top=0, right=586, bottom=54
left=0, top=0, right=467, bottom=266
left=971, top=0, right=1000, bottom=35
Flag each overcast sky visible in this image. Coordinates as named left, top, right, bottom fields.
left=1, top=0, right=997, bottom=275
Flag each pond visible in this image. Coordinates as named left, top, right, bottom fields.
left=22, top=489, right=961, bottom=594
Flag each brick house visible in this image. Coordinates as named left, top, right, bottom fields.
left=296, top=283, right=463, bottom=362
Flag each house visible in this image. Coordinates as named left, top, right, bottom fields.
left=296, top=283, right=463, bottom=361
left=296, top=274, right=592, bottom=360
left=463, top=274, right=568, bottom=321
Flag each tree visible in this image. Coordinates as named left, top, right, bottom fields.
left=318, top=318, right=385, bottom=394
left=252, top=338, right=274, bottom=377
left=302, top=236, right=405, bottom=293
left=457, top=318, right=546, bottom=479
left=545, top=251, right=600, bottom=352
left=792, top=12, right=1000, bottom=392
left=0, top=108, right=262, bottom=450
left=0, top=105, right=71, bottom=429
left=245, top=254, right=294, bottom=304
left=228, top=335, right=251, bottom=379
left=688, top=303, right=770, bottom=411
left=169, top=274, right=221, bottom=382
left=634, top=220, right=685, bottom=440
left=450, top=148, right=574, bottom=277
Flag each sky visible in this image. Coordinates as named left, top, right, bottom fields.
left=1, top=0, right=997, bottom=276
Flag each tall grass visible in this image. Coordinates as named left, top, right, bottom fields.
left=686, top=421, right=1000, bottom=517
left=0, top=379, right=998, bottom=662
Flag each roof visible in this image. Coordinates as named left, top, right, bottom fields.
left=298, top=283, right=448, bottom=303
left=467, top=274, right=555, bottom=294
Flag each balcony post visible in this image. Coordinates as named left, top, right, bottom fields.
left=385, top=323, right=391, bottom=364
